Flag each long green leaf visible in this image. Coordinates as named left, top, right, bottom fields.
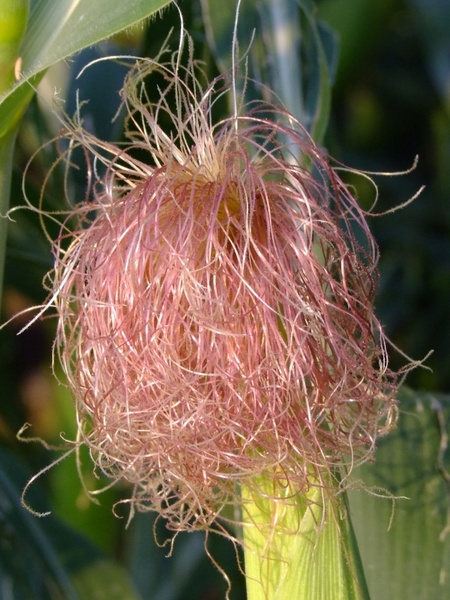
left=0, top=450, right=80, bottom=600
left=0, top=0, right=172, bottom=136
left=200, top=0, right=337, bottom=143
left=0, top=0, right=29, bottom=93
left=348, top=388, right=450, bottom=600
left=0, top=448, right=142, bottom=600
left=0, top=0, right=172, bottom=304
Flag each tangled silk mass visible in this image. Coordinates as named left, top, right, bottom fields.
left=23, top=32, right=402, bottom=536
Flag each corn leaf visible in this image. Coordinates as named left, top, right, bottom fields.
left=0, top=0, right=172, bottom=136
left=349, top=388, right=450, bottom=600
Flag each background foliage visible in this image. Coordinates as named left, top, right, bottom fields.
left=1, top=0, right=449, bottom=598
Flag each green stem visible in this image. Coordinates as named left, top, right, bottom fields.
left=0, top=1, right=29, bottom=300
left=242, top=475, right=370, bottom=600
left=0, top=129, right=17, bottom=302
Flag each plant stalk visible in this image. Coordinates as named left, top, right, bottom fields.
left=0, top=129, right=18, bottom=303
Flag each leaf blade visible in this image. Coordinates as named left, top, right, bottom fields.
left=0, top=0, right=172, bottom=136
left=348, top=388, right=450, bottom=600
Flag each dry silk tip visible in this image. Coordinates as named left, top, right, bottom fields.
left=34, top=34, right=399, bottom=536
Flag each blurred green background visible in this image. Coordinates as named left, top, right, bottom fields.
left=1, top=0, right=449, bottom=598
left=319, top=0, right=450, bottom=393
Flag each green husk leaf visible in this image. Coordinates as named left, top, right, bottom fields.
left=242, top=476, right=369, bottom=600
